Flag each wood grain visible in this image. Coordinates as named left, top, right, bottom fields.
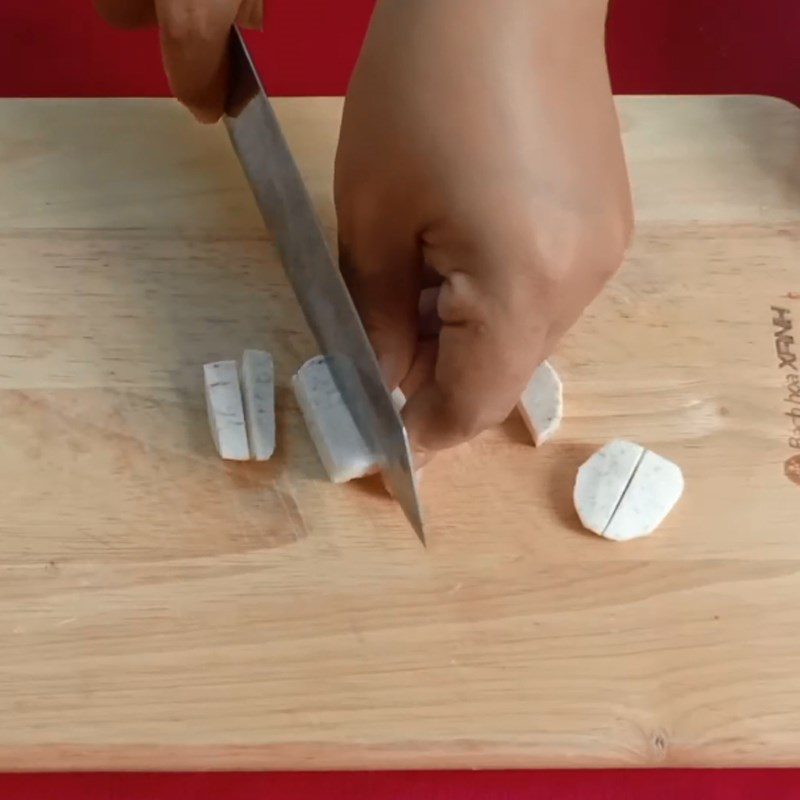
left=0, top=96, right=799, bottom=769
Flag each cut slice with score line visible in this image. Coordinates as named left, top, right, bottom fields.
left=204, top=360, right=250, bottom=461
left=240, top=349, right=275, bottom=461
left=574, top=440, right=684, bottom=541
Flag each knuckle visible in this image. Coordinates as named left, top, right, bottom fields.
left=599, top=194, right=635, bottom=266
left=158, top=2, right=216, bottom=45
left=508, top=225, right=568, bottom=302
left=595, top=209, right=634, bottom=282
left=448, top=402, right=483, bottom=441
left=434, top=386, right=507, bottom=446
left=333, top=182, right=368, bottom=244
left=518, top=205, right=633, bottom=293
left=438, top=403, right=486, bottom=445
left=618, top=198, right=635, bottom=251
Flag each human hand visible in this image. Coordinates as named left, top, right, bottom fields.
left=335, top=0, right=633, bottom=460
left=93, top=0, right=262, bottom=122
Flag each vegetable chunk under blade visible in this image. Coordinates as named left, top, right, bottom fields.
left=293, top=355, right=380, bottom=483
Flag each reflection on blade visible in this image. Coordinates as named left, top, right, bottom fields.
left=223, top=28, right=425, bottom=543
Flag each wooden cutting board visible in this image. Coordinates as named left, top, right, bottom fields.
left=0, top=96, right=798, bottom=770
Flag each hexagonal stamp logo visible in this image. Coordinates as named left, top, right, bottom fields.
left=786, top=454, right=800, bottom=487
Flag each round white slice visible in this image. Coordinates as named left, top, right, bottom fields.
left=574, top=440, right=684, bottom=541
left=518, top=360, right=563, bottom=446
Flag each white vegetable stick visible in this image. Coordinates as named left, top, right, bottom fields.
left=573, top=440, right=644, bottom=535
left=204, top=360, right=250, bottom=461
left=292, top=355, right=379, bottom=483
left=603, top=449, right=684, bottom=541
left=240, top=349, right=275, bottom=461
left=518, top=360, right=563, bottom=446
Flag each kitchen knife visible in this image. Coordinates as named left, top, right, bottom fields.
left=224, top=28, right=425, bottom=544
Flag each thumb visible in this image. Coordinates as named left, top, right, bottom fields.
left=337, top=231, right=421, bottom=391
left=403, top=266, right=549, bottom=454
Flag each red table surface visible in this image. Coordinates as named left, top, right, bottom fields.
left=1, top=771, right=800, bottom=799
left=1, top=0, right=799, bottom=796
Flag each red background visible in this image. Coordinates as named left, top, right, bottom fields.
left=1, top=0, right=799, bottom=797
left=0, top=0, right=798, bottom=104
left=3, top=770, right=800, bottom=800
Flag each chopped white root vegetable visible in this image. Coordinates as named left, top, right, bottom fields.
left=574, top=440, right=684, bottom=541
left=293, top=355, right=379, bottom=483
left=518, top=360, right=563, bottom=446
left=603, top=450, right=685, bottom=541
left=574, top=440, right=644, bottom=534
left=204, top=360, right=250, bottom=461
left=240, top=349, right=275, bottom=461
left=391, top=387, right=406, bottom=413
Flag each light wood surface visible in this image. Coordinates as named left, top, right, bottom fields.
left=0, top=95, right=799, bottom=770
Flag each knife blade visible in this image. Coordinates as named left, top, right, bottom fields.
left=223, top=28, right=425, bottom=544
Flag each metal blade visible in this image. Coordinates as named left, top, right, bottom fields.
left=224, top=28, right=425, bottom=543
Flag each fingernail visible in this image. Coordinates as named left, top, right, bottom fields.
left=188, top=104, right=222, bottom=125
left=413, top=448, right=432, bottom=470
